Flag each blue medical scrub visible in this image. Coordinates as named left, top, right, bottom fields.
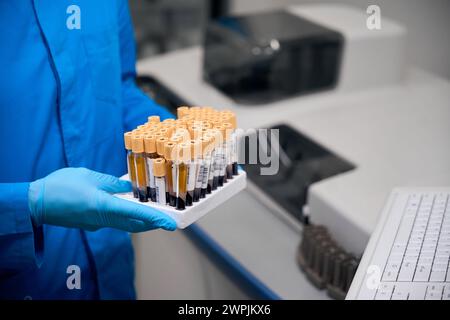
left=0, top=0, right=173, bottom=299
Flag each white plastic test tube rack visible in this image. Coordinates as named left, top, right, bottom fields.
left=115, top=170, right=246, bottom=229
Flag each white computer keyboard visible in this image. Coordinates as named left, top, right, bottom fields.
left=347, top=188, right=450, bottom=300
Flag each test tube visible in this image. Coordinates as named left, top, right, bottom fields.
left=222, top=112, right=239, bottom=176
left=201, top=136, right=214, bottom=197
left=211, top=129, right=222, bottom=190
left=189, top=126, right=202, bottom=141
left=159, top=128, right=169, bottom=138
left=172, top=127, right=188, bottom=140
left=216, top=125, right=228, bottom=186
left=176, top=142, right=190, bottom=210
left=170, top=135, right=184, bottom=145
left=153, top=158, right=167, bottom=205
left=148, top=115, right=160, bottom=123
left=232, top=133, right=239, bottom=176
left=148, top=123, right=161, bottom=131
left=162, top=118, right=176, bottom=124
left=124, top=132, right=138, bottom=198
left=144, top=135, right=158, bottom=202
left=156, top=136, right=168, bottom=157
left=203, top=134, right=215, bottom=194
left=186, top=140, right=200, bottom=206
left=193, top=138, right=206, bottom=202
left=222, top=123, right=234, bottom=180
left=164, top=141, right=178, bottom=207
left=156, top=137, right=168, bottom=202
left=177, top=106, right=189, bottom=118
left=132, top=135, right=148, bottom=202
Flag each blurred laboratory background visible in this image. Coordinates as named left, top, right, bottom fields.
left=128, top=0, right=450, bottom=300
left=130, top=0, right=450, bottom=80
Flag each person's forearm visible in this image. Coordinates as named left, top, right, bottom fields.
left=0, top=182, right=44, bottom=273
left=0, top=182, right=30, bottom=215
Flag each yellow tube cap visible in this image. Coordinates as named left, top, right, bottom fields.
left=148, top=115, right=160, bottom=123
left=131, top=135, right=145, bottom=153
left=158, top=128, right=169, bottom=138
left=153, top=158, right=166, bottom=177
left=164, top=141, right=178, bottom=161
left=156, top=137, right=168, bottom=156
left=124, top=132, right=133, bottom=150
left=144, top=135, right=156, bottom=154
left=170, top=135, right=184, bottom=144
left=177, top=106, right=189, bottom=118
left=162, top=118, right=175, bottom=124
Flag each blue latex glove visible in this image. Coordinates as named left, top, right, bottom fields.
left=28, top=168, right=177, bottom=232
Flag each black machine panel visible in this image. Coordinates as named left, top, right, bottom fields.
left=203, top=11, right=343, bottom=104
left=243, top=124, right=355, bottom=223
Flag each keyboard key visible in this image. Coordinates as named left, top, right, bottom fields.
left=415, top=218, right=428, bottom=225
left=424, top=235, right=439, bottom=242
left=408, top=284, right=427, bottom=300
left=383, top=269, right=399, bottom=282
left=391, top=243, right=406, bottom=254
left=423, top=234, right=439, bottom=242
left=432, top=263, right=448, bottom=271
left=382, top=261, right=401, bottom=281
left=395, top=215, right=416, bottom=244
left=403, top=255, right=419, bottom=263
left=375, top=283, right=394, bottom=300
left=422, top=244, right=437, bottom=253
left=429, top=270, right=446, bottom=282
left=405, top=208, right=417, bottom=216
left=392, top=285, right=409, bottom=300
left=387, top=254, right=403, bottom=263
left=411, top=228, right=425, bottom=235
left=443, top=285, right=450, bottom=300
left=441, top=227, right=450, bottom=234
left=419, top=251, right=435, bottom=258
left=435, top=253, right=450, bottom=260
left=425, top=289, right=442, bottom=300
left=425, top=284, right=444, bottom=300
left=427, top=224, right=441, bottom=231
left=398, top=261, right=416, bottom=281
left=428, top=284, right=444, bottom=292
left=408, top=243, right=422, bottom=250
left=437, top=243, right=450, bottom=251
left=426, top=227, right=441, bottom=234
left=405, top=247, right=421, bottom=255
left=414, top=264, right=431, bottom=281
left=433, top=257, right=449, bottom=265
left=417, top=257, right=433, bottom=265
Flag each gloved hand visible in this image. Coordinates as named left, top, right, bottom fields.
left=28, top=167, right=177, bottom=232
